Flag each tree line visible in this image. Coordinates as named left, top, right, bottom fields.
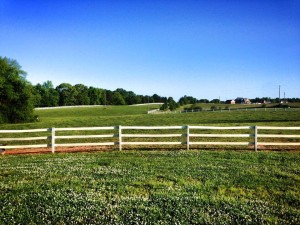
left=1, top=57, right=169, bottom=123
left=32, top=82, right=168, bottom=108
left=1, top=56, right=300, bottom=123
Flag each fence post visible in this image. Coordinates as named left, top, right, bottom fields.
left=254, top=126, right=258, bottom=152
left=186, top=125, right=190, bottom=150
left=119, top=125, right=122, bottom=151
left=51, top=127, right=55, bottom=153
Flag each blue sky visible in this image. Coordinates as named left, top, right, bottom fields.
left=1, top=0, right=299, bottom=100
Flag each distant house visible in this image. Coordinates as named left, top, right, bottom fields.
left=235, top=97, right=251, bottom=104
left=226, top=100, right=235, bottom=104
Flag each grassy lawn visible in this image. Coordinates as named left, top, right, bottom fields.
left=1, top=150, right=299, bottom=224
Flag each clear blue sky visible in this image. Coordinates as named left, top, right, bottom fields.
left=1, top=0, right=299, bottom=101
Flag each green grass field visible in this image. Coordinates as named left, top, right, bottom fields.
left=1, top=150, right=299, bottom=224
left=1, top=104, right=300, bottom=130
left=1, top=105, right=300, bottom=224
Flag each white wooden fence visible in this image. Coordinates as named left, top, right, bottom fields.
left=150, top=107, right=300, bottom=114
left=1, top=126, right=300, bottom=153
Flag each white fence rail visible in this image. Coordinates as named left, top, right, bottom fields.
left=256, top=126, right=300, bottom=147
left=1, top=126, right=300, bottom=153
left=0, top=128, right=51, bottom=149
left=153, top=107, right=300, bottom=114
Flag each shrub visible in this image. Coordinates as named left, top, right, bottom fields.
left=211, top=106, right=217, bottom=111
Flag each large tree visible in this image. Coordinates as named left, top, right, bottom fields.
left=160, top=97, right=179, bottom=111
left=74, top=84, right=90, bottom=105
left=34, top=81, right=59, bottom=107
left=178, top=95, right=197, bottom=106
left=112, top=91, right=125, bottom=105
left=56, top=83, right=77, bottom=106
left=0, top=57, right=35, bottom=123
left=88, top=87, right=102, bottom=105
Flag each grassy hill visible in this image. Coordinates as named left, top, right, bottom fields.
left=1, top=104, right=300, bottom=130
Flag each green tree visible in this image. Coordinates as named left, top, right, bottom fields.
left=0, top=57, right=35, bottom=123
left=112, top=91, right=125, bottom=105
left=34, top=81, right=59, bottom=107
left=125, top=91, right=137, bottom=105
left=31, top=84, right=42, bottom=107
left=88, top=87, right=102, bottom=105
left=178, top=95, right=197, bottom=106
left=160, top=102, right=168, bottom=111
left=152, top=94, right=161, bottom=102
left=159, top=97, right=178, bottom=111
left=210, top=99, right=220, bottom=104
left=199, top=99, right=209, bottom=103
left=135, top=95, right=142, bottom=104
left=168, top=97, right=178, bottom=111
left=56, top=83, right=77, bottom=106
left=74, top=84, right=90, bottom=105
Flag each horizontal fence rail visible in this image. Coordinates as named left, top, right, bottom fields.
left=119, top=126, right=185, bottom=150
left=53, top=127, right=117, bottom=153
left=0, top=128, right=51, bottom=149
left=149, top=107, right=300, bottom=114
left=256, top=126, right=300, bottom=147
left=187, top=126, right=254, bottom=150
left=1, top=126, right=300, bottom=153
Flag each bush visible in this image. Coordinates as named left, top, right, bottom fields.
left=190, top=104, right=202, bottom=111
left=160, top=102, right=169, bottom=111
left=211, top=106, right=217, bottom=111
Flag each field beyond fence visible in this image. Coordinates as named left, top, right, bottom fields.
left=150, top=107, right=300, bottom=114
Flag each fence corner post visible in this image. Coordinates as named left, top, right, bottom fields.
left=51, top=127, right=55, bottom=153
left=119, top=125, right=122, bottom=151
left=186, top=125, right=190, bottom=150
left=254, top=126, right=258, bottom=152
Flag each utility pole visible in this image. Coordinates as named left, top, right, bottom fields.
left=104, top=91, right=106, bottom=108
left=147, top=96, right=149, bottom=113
left=279, top=85, right=281, bottom=103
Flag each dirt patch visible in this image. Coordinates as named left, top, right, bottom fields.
left=2, top=145, right=299, bottom=155
left=2, top=146, right=115, bottom=155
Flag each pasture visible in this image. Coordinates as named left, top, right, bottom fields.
left=1, top=104, right=300, bottom=224
left=1, top=104, right=300, bottom=130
